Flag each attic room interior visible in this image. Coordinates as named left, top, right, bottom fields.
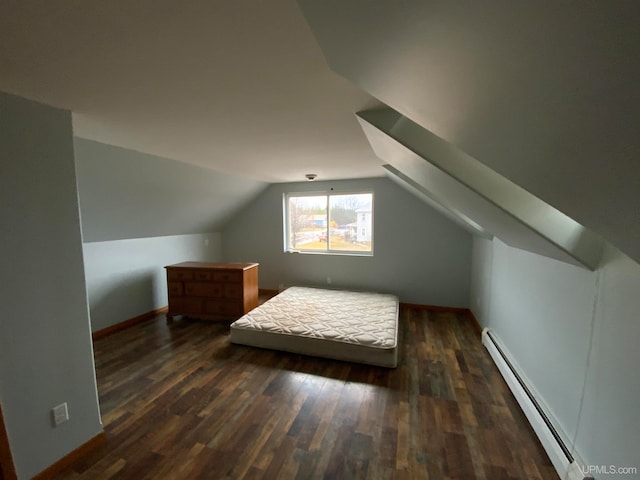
left=1, top=1, right=638, bottom=479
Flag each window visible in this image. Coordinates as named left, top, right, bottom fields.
left=285, top=192, right=373, bottom=255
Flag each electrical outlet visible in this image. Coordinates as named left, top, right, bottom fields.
left=52, top=402, right=69, bottom=426
left=326, top=276, right=332, bottom=285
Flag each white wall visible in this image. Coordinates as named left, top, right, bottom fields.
left=576, top=245, right=640, bottom=473
left=223, top=177, right=472, bottom=307
left=0, top=91, right=103, bottom=479
left=84, top=233, right=221, bottom=331
left=471, top=237, right=640, bottom=476
left=469, top=235, right=493, bottom=324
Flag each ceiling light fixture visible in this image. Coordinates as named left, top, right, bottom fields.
left=305, top=173, right=317, bottom=181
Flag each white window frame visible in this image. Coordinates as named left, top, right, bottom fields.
left=283, top=190, right=374, bottom=256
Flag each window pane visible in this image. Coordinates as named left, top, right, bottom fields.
left=288, top=195, right=327, bottom=251
left=328, top=193, right=373, bottom=252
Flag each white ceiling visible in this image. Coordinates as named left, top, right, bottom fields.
left=358, top=108, right=603, bottom=270
left=0, top=0, right=383, bottom=183
left=298, top=0, right=640, bottom=265
left=4, top=1, right=639, bottom=264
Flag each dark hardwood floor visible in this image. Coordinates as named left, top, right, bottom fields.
left=53, top=306, right=558, bottom=479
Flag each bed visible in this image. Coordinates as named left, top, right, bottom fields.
left=229, top=286, right=399, bottom=368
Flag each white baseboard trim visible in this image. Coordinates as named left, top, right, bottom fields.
left=482, top=328, right=586, bottom=480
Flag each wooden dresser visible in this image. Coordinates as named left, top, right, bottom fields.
left=165, top=262, right=258, bottom=322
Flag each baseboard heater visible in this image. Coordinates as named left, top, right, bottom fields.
left=481, top=329, right=586, bottom=480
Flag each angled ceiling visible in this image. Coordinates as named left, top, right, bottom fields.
left=358, top=108, right=603, bottom=270
left=0, top=0, right=383, bottom=183
left=298, top=0, right=640, bottom=266
left=74, top=138, right=267, bottom=242
left=2, top=1, right=638, bottom=265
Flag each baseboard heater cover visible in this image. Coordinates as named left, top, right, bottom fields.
left=481, top=329, right=586, bottom=480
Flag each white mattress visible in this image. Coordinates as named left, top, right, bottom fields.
left=229, top=286, right=399, bottom=367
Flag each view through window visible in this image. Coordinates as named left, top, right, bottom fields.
left=285, top=192, right=373, bottom=254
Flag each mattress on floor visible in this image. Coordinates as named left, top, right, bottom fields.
left=229, top=286, right=399, bottom=368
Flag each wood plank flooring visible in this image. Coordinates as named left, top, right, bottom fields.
left=53, top=306, right=558, bottom=479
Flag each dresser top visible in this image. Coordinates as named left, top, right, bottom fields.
left=165, top=262, right=258, bottom=271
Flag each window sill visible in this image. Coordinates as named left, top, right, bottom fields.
left=285, top=250, right=373, bottom=257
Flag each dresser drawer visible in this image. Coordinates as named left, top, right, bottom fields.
left=169, top=297, right=204, bottom=314
left=224, top=284, right=243, bottom=299
left=184, top=282, right=223, bottom=297
left=213, top=271, right=242, bottom=283
left=167, top=270, right=194, bottom=281
left=193, top=270, right=211, bottom=281
left=205, top=300, right=241, bottom=316
left=168, top=282, right=184, bottom=296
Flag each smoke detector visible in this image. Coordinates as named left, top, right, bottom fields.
left=305, top=173, right=317, bottom=181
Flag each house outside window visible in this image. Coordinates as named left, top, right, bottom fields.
left=284, top=192, right=373, bottom=255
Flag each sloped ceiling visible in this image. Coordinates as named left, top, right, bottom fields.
left=383, top=164, right=493, bottom=239
left=74, top=138, right=267, bottom=242
left=358, top=107, right=603, bottom=269
left=0, top=0, right=383, bottom=183
left=297, top=1, right=640, bottom=266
